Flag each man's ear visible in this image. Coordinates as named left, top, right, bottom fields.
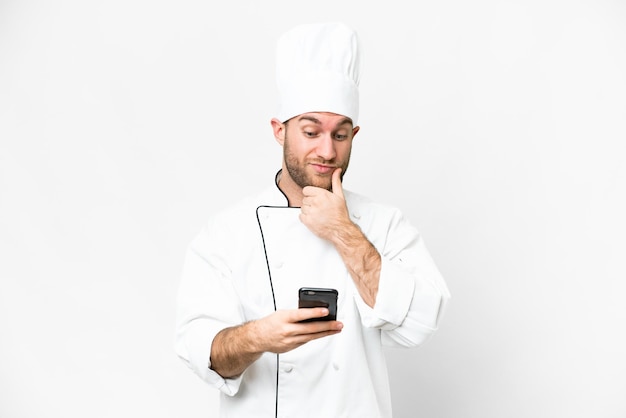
left=270, top=118, right=286, bottom=146
left=352, top=125, right=360, bottom=139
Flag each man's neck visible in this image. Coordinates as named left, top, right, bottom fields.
left=275, top=168, right=303, bottom=207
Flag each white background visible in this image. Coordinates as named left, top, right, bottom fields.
left=1, top=1, right=625, bottom=417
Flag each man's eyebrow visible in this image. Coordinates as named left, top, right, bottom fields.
left=296, top=115, right=353, bottom=128
left=336, top=117, right=353, bottom=127
left=297, top=115, right=321, bottom=124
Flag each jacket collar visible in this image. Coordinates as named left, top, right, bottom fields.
left=262, top=169, right=361, bottom=222
left=256, top=169, right=291, bottom=207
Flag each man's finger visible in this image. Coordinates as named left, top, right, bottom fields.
left=293, top=307, right=329, bottom=322
left=331, top=168, right=344, bottom=198
left=302, top=185, right=322, bottom=197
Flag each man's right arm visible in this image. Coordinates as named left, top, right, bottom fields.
left=210, top=308, right=343, bottom=378
left=209, top=321, right=263, bottom=378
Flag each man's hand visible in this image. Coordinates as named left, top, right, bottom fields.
left=210, top=308, right=343, bottom=379
left=253, top=308, right=343, bottom=354
left=300, top=168, right=352, bottom=241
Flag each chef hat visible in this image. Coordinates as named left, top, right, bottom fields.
left=275, top=22, right=361, bottom=124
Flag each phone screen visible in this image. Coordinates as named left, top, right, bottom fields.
left=298, top=287, right=338, bottom=322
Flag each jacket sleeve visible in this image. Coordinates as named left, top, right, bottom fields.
left=174, top=219, right=246, bottom=396
left=354, top=207, right=450, bottom=348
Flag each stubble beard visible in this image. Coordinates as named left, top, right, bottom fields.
left=283, top=134, right=350, bottom=191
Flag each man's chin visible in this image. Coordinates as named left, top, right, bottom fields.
left=288, top=167, right=334, bottom=190
left=308, top=176, right=332, bottom=191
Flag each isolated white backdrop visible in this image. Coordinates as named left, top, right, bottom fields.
left=1, top=1, right=625, bottom=417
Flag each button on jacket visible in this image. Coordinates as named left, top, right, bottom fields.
left=175, top=173, right=450, bottom=418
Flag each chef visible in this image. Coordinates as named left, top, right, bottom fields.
left=175, top=22, right=450, bottom=418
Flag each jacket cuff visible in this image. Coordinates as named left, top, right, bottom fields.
left=176, top=321, right=244, bottom=396
left=355, top=258, right=415, bottom=330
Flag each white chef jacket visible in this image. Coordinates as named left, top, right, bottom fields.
left=175, top=172, right=450, bottom=418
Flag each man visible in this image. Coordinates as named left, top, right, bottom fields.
left=175, top=22, right=450, bottom=417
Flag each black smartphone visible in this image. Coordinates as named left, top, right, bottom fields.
left=298, top=287, right=338, bottom=322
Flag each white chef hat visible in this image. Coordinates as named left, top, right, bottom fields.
left=275, top=22, right=362, bottom=124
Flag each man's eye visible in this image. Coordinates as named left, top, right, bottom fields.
left=335, top=134, right=348, bottom=140
left=304, top=131, right=317, bottom=137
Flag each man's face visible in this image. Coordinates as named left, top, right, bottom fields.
left=280, top=112, right=359, bottom=191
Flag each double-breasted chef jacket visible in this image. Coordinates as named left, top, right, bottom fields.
left=175, top=171, right=450, bottom=418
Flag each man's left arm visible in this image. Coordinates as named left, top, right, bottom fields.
left=330, top=223, right=381, bottom=307
left=300, top=168, right=450, bottom=347
left=300, top=169, right=381, bottom=308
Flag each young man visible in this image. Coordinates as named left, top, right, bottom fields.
left=175, top=22, right=450, bottom=417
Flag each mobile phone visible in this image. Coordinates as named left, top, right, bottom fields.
left=298, top=287, right=338, bottom=322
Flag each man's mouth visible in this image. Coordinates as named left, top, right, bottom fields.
left=310, top=163, right=335, bottom=174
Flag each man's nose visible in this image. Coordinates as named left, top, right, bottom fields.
left=316, top=134, right=336, bottom=161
